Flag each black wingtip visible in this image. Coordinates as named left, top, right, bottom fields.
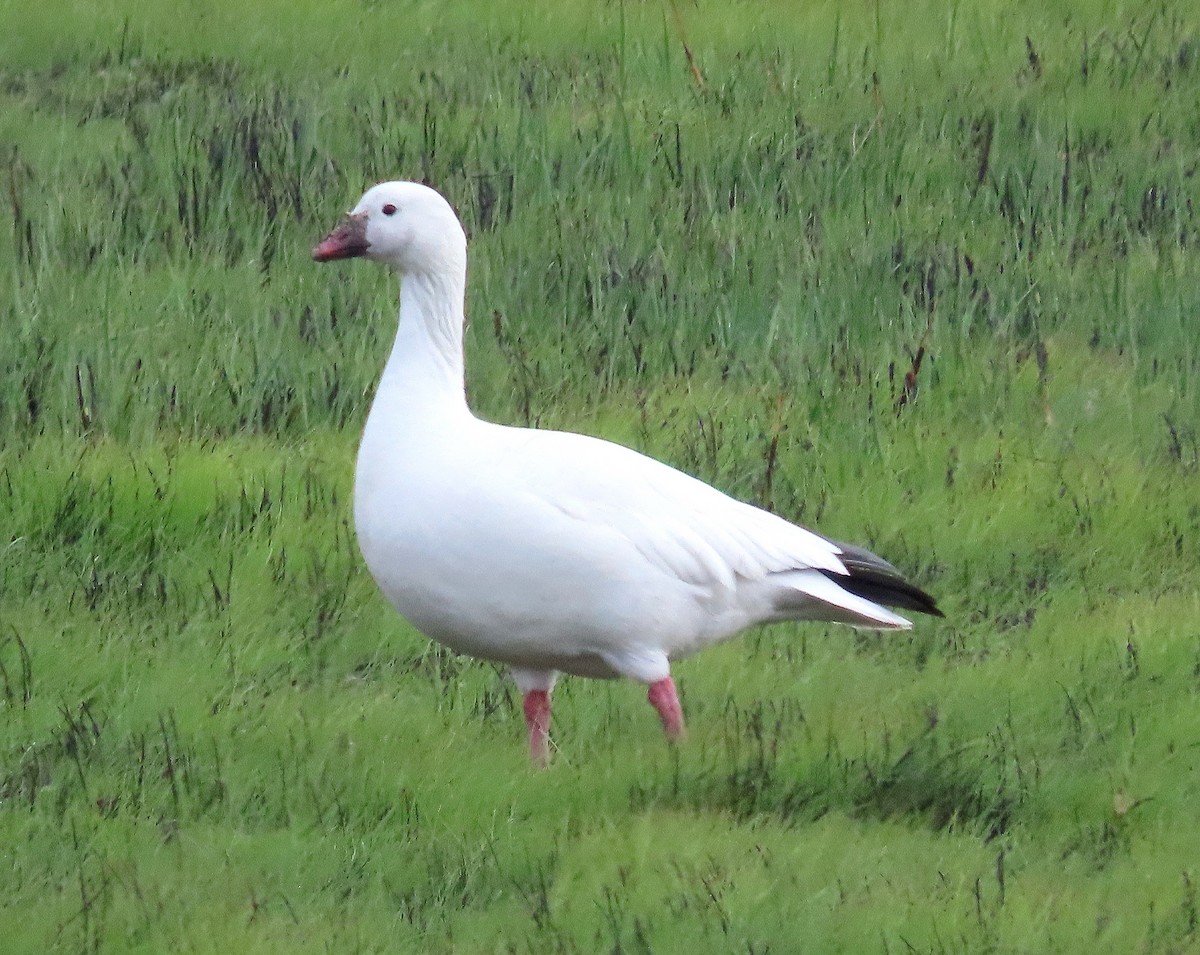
left=825, top=541, right=944, bottom=618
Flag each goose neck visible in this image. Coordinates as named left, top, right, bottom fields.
left=379, top=268, right=469, bottom=414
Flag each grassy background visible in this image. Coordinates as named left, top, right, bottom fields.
left=2, top=0, right=1199, bottom=951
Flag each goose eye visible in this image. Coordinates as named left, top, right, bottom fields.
left=382, top=203, right=397, bottom=216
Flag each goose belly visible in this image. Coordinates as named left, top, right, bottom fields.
left=352, top=487, right=745, bottom=675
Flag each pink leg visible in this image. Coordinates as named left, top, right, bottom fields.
left=648, top=676, right=685, bottom=742
left=523, top=690, right=552, bottom=767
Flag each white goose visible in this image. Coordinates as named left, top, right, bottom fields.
left=314, top=181, right=941, bottom=765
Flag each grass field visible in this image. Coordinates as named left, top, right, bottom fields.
left=2, top=0, right=1199, bottom=951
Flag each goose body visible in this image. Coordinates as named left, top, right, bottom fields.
left=314, top=181, right=941, bottom=764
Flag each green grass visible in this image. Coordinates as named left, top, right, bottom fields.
left=2, top=0, right=1199, bottom=951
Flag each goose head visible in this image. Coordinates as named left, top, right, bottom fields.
left=313, top=181, right=466, bottom=276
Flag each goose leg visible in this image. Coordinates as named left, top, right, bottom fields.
left=648, top=676, right=685, bottom=741
left=522, top=690, right=552, bottom=767
left=512, top=668, right=558, bottom=767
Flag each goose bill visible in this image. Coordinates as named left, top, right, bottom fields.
left=313, top=212, right=370, bottom=261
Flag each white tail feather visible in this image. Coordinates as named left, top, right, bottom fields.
left=779, top=569, right=913, bottom=630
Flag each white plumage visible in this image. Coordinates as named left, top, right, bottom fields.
left=314, top=181, right=940, bottom=764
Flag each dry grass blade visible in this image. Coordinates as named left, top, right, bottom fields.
left=665, top=0, right=706, bottom=90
